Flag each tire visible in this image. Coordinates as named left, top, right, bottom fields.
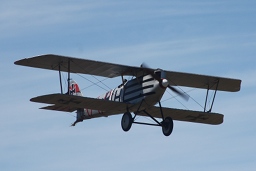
left=121, top=112, right=133, bottom=132
left=162, top=117, right=174, bottom=136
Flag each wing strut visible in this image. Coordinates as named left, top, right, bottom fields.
left=57, top=58, right=71, bottom=94
left=204, top=79, right=219, bottom=113
left=67, top=59, right=71, bottom=95
left=58, top=63, right=63, bottom=94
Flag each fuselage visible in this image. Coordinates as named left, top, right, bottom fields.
left=82, top=74, right=167, bottom=118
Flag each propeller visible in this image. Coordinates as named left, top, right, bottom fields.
left=141, top=63, right=189, bottom=101
left=167, top=85, right=189, bottom=101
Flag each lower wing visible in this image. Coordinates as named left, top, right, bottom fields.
left=137, top=106, right=223, bottom=125
left=31, top=93, right=139, bottom=116
left=31, top=93, right=223, bottom=124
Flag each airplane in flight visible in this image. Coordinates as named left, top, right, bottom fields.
left=15, top=54, right=241, bottom=136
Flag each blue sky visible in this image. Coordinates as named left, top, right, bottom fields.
left=1, top=0, right=256, bottom=170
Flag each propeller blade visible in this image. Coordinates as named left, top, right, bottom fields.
left=141, top=62, right=189, bottom=101
left=141, top=63, right=161, bottom=82
left=168, top=85, right=189, bottom=101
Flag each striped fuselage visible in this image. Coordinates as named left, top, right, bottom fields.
left=82, top=74, right=167, bottom=118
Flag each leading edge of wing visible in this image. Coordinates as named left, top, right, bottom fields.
left=139, top=106, right=224, bottom=125
left=14, top=54, right=142, bottom=78
left=30, top=93, right=135, bottom=114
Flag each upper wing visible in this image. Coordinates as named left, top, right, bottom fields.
left=31, top=93, right=139, bottom=115
left=14, top=54, right=142, bottom=78
left=137, top=106, right=224, bottom=125
left=165, top=70, right=241, bottom=92
left=15, top=54, right=241, bottom=92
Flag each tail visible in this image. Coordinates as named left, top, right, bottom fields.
left=68, top=80, right=83, bottom=96
left=68, top=80, right=85, bottom=126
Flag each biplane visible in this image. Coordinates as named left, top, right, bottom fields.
left=15, top=54, right=241, bottom=136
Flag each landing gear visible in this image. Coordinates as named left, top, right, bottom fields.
left=121, top=112, right=133, bottom=132
left=162, top=117, right=173, bottom=136
left=121, top=101, right=174, bottom=137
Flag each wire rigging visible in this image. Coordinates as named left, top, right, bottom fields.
left=75, top=73, right=110, bottom=91
left=80, top=77, right=109, bottom=91
left=161, top=87, right=205, bottom=110
left=59, top=61, right=111, bottom=92
left=59, top=59, right=209, bottom=114
left=72, top=60, right=112, bottom=90
left=164, top=90, right=189, bottom=110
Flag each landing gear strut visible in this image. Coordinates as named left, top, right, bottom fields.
left=121, top=101, right=174, bottom=137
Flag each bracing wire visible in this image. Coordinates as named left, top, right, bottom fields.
left=81, top=77, right=109, bottom=91
left=72, top=60, right=112, bottom=91
left=59, top=61, right=111, bottom=92
left=183, top=89, right=205, bottom=110
left=75, top=73, right=110, bottom=92
left=164, top=90, right=189, bottom=110
left=166, top=78, right=206, bottom=110
left=161, top=88, right=205, bottom=110
left=89, top=75, right=111, bottom=90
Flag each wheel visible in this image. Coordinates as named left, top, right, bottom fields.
left=162, top=117, right=174, bottom=136
left=121, top=112, right=133, bottom=132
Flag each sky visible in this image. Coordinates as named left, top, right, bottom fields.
left=1, top=0, right=256, bottom=170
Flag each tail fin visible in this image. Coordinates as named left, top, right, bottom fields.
left=68, top=80, right=83, bottom=96
left=69, top=80, right=85, bottom=126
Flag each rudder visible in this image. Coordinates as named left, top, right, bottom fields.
left=68, top=80, right=83, bottom=96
